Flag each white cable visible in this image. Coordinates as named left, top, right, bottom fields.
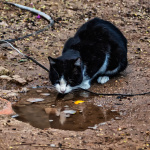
left=0, top=40, right=25, bottom=57
left=5, top=2, right=54, bottom=25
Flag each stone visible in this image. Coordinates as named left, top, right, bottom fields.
left=28, top=66, right=34, bottom=70
left=6, top=92, right=18, bottom=98
left=0, top=75, right=12, bottom=81
left=26, top=76, right=33, bottom=82
left=19, top=87, right=29, bottom=93
left=0, top=66, right=9, bottom=75
left=0, top=89, right=18, bottom=100
left=12, top=75, right=27, bottom=85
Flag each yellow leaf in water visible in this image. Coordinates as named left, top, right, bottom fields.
left=74, top=100, right=85, bottom=104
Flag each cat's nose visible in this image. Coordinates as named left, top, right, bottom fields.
left=60, top=90, right=66, bottom=94
left=60, top=86, right=66, bottom=94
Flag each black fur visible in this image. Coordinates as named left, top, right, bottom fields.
left=48, top=17, right=128, bottom=93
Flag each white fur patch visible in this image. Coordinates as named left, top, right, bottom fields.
left=78, top=65, right=91, bottom=89
left=79, top=79, right=91, bottom=89
left=97, top=76, right=109, bottom=84
left=55, top=76, right=73, bottom=93
left=105, top=65, right=120, bottom=75
left=92, top=53, right=109, bottom=80
left=60, top=77, right=66, bottom=91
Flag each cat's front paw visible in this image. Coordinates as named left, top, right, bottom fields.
left=80, top=80, right=91, bottom=89
left=97, top=76, right=109, bottom=84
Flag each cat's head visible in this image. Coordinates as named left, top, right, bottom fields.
left=48, top=56, right=83, bottom=94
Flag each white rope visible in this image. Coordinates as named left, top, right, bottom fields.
left=0, top=40, right=25, bottom=57
left=5, top=2, right=54, bottom=25
left=0, top=2, right=54, bottom=44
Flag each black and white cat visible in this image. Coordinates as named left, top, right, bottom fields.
left=48, top=17, right=128, bottom=94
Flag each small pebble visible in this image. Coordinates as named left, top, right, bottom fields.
left=97, top=104, right=102, bottom=107
left=115, top=117, right=121, bottom=120
left=11, top=114, right=19, bottom=118
left=36, top=90, right=42, bottom=93
left=40, top=93, right=50, bottom=96
left=49, top=120, right=53, bottom=122
left=85, top=18, right=89, bottom=21
left=50, top=144, right=56, bottom=147
left=63, top=110, right=76, bottom=114
left=27, top=98, right=44, bottom=102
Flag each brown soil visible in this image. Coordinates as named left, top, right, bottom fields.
left=0, top=0, right=150, bottom=149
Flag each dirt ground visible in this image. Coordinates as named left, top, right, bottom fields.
left=0, top=0, right=150, bottom=149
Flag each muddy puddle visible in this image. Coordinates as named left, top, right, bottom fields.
left=12, top=87, right=120, bottom=131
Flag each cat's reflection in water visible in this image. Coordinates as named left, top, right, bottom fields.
left=12, top=100, right=120, bottom=131
left=45, top=107, right=67, bottom=125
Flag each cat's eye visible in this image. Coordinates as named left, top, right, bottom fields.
left=52, top=67, right=59, bottom=78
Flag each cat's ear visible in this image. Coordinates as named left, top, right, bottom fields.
left=48, top=56, right=56, bottom=65
left=74, top=58, right=81, bottom=66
